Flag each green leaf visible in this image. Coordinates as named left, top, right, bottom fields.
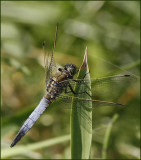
left=71, top=47, right=92, bottom=159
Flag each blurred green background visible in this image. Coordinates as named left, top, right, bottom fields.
left=1, top=1, right=140, bottom=159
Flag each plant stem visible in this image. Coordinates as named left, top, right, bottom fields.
left=102, top=114, right=119, bottom=159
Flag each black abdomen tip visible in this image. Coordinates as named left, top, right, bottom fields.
left=10, top=142, right=15, bottom=148
left=10, top=132, right=24, bottom=148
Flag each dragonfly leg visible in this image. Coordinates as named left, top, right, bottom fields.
left=65, top=83, right=92, bottom=98
left=64, top=84, right=75, bottom=94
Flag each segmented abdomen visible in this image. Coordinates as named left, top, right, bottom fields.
left=10, top=97, right=50, bottom=147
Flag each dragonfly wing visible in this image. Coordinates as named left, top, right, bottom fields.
left=57, top=74, right=137, bottom=104
left=10, top=97, right=50, bottom=147
left=90, top=74, right=137, bottom=103
left=55, top=95, right=126, bottom=131
left=55, top=74, right=137, bottom=131
left=55, top=95, right=126, bottom=109
left=58, top=74, right=136, bottom=87
left=44, top=24, right=58, bottom=85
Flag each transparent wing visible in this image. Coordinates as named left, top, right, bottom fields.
left=43, top=24, right=59, bottom=85
left=45, top=73, right=137, bottom=132
left=57, top=74, right=137, bottom=103
left=53, top=74, right=137, bottom=129
left=53, top=95, right=125, bottom=131
left=58, top=74, right=136, bottom=88
left=55, top=95, right=126, bottom=108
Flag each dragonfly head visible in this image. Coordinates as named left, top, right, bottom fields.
left=64, top=64, right=77, bottom=77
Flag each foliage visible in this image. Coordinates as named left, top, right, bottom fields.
left=71, top=47, right=92, bottom=159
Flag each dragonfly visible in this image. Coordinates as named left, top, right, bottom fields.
left=10, top=24, right=136, bottom=147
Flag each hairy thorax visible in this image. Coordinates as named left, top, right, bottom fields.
left=45, top=71, right=70, bottom=102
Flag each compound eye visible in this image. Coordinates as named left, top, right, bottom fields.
left=58, top=68, right=62, bottom=72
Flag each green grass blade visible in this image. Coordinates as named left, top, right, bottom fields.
left=102, top=114, right=119, bottom=159
left=71, top=47, right=92, bottom=159
left=2, top=134, right=70, bottom=159
left=107, top=60, right=140, bottom=76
